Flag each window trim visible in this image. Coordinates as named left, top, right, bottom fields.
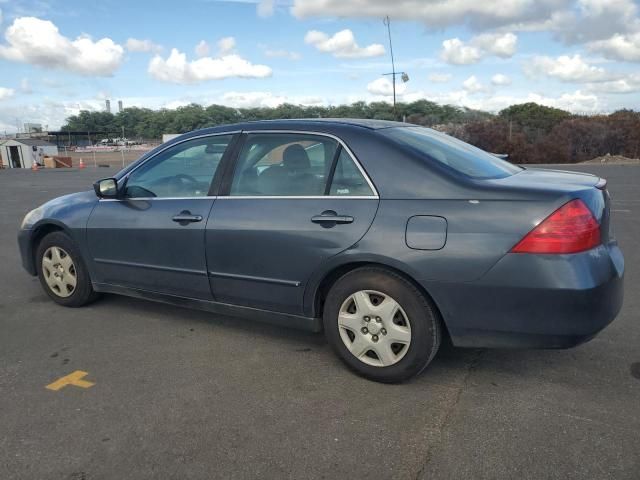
left=111, top=131, right=240, bottom=201
left=109, top=129, right=379, bottom=201
left=223, top=130, right=379, bottom=199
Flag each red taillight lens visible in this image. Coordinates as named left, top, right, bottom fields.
left=511, top=199, right=601, bottom=254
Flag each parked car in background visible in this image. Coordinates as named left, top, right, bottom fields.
left=18, top=119, right=624, bottom=383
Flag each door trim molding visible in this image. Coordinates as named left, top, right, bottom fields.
left=94, top=257, right=208, bottom=276
left=208, top=270, right=301, bottom=287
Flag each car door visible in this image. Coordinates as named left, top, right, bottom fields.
left=86, top=133, right=236, bottom=299
left=205, top=131, right=379, bottom=315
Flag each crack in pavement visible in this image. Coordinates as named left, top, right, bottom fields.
left=414, top=349, right=485, bottom=480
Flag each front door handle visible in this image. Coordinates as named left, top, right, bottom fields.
left=311, top=210, right=354, bottom=227
left=172, top=211, right=203, bottom=224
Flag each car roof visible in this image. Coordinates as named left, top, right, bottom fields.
left=248, top=118, right=408, bottom=129
left=189, top=118, right=410, bottom=135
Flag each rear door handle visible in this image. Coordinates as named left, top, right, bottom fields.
left=172, top=211, right=203, bottom=224
left=311, top=210, right=354, bottom=227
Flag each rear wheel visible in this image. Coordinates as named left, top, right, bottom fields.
left=323, top=267, right=441, bottom=383
left=36, top=231, right=98, bottom=307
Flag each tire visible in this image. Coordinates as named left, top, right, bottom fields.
left=35, top=231, right=99, bottom=307
left=323, top=267, right=441, bottom=383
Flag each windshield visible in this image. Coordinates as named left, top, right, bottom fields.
left=382, top=126, right=522, bottom=180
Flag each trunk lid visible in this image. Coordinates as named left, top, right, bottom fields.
left=490, top=167, right=600, bottom=191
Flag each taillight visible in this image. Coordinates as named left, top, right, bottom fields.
left=511, top=199, right=601, bottom=254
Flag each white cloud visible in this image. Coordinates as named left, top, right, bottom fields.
left=531, top=90, right=600, bottom=112
left=195, top=40, right=210, bottom=58
left=221, top=91, right=324, bottom=108
left=126, top=38, right=162, bottom=53
left=148, top=48, right=272, bottom=84
left=557, top=0, right=640, bottom=44
left=292, top=0, right=640, bottom=61
left=526, top=54, right=610, bottom=82
left=0, top=87, right=14, bottom=101
left=305, top=29, right=385, bottom=58
left=441, top=33, right=517, bottom=65
left=0, top=17, right=124, bottom=76
left=586, top=75, right=640, bottom=93
left=257, top=0, right=275, bottom=17
left=474, top=33, right=518, bottom=57
left=423, top=88, right=600, bottom=113
left=366, top=77, right=407, bottom=96
left=218, top=37, right=236, bottom=55
left=462, top=75, right=485, bottom=93
left=261, top=46, right=301, bottom=60
left=491, top=74, right=512, bottom=86
left=588, top=33, right=640, bottom=62
left=441, top=39, right=482, bottom=65
left=291, top=0, right=567, bottom=31
left=428, top=73, right=453, bottom=83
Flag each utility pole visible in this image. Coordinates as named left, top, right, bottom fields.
left=382, top=16, right=409, bottom=120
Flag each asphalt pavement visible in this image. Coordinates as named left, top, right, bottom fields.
left=0, top=164, right=638, bottom=479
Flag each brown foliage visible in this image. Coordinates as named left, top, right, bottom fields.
left=455, top=110, right=640, bottom=164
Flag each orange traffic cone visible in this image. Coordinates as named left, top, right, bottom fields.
left=79, top=158, right=85, bottom=169
left=31, top=162, right=39, bottom=172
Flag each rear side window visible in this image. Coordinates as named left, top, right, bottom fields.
left=231, top=133, right=338, bottom=196
left=382, top=127, right=522, bottom=179
left=329, top=150, right=374, bottom=197
left=229, top=133, right=375, bottom=197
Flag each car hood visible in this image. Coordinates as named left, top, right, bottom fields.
left=39, top=190, right=98, bottom=212
left=23, top=190, right=98, bottom=230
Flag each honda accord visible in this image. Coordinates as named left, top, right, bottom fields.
left=18, top=119, right=624, bottom=383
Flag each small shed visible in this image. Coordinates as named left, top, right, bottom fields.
left=0, top=138, right=59, bottom=169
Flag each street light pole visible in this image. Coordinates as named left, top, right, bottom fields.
left=383, top=16, right=396, bottom=113
left=382, top=16, right=409, bottom=120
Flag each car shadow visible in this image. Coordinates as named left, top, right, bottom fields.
left=92, top=292, right=579, bottom=386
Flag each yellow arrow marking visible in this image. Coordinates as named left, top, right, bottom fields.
left=46, top=371, right=95, bottom=391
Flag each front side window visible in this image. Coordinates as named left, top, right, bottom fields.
left=382, top=126, right=522, bottom=180
left=230, top=134, right=339, bottom=196
left=125, top=135, right=233, bottom=198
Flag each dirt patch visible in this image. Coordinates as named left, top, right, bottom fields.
left=57, top=149, right=154, bottom=168
left=582, top=154, right=640, bottom=165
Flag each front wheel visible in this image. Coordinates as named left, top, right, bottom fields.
left=36, top=231, right=99, bottom=307
left=323, top=267, right=441, bottom=383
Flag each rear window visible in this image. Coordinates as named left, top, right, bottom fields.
left=382, top=126, right=522, bottom=180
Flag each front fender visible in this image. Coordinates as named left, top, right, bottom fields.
left=17, top=191, right=98, bottom=277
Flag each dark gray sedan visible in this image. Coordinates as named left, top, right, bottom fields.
left=18, top=119, right=624, bottom=383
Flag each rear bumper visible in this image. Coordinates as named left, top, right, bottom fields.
left=18, top=228, right=37, bottom=276
left=424, top=241, right=624, bottom=348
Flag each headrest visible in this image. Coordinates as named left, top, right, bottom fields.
left=282, top=144, right=310, bottom=171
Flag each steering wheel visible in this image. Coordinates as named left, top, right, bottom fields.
left=168, top=174, right=199, bottom=195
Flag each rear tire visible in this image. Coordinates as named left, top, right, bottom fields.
left=36, top=231, right=99, bottom=307
left=323, top=267, right=441, bottom=383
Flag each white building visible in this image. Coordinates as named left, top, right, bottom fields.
left=0, top=138, right=59, bottom=169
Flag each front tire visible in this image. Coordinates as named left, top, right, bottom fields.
left=323, top=267, right=441, bottom=383
left=36, top=231, right=98, bottom=307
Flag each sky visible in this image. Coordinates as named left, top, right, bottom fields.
left=0, top=0, right=639, bottom=132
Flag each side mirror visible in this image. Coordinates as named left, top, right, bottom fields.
left=93, top=178, right=119, bottom=198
